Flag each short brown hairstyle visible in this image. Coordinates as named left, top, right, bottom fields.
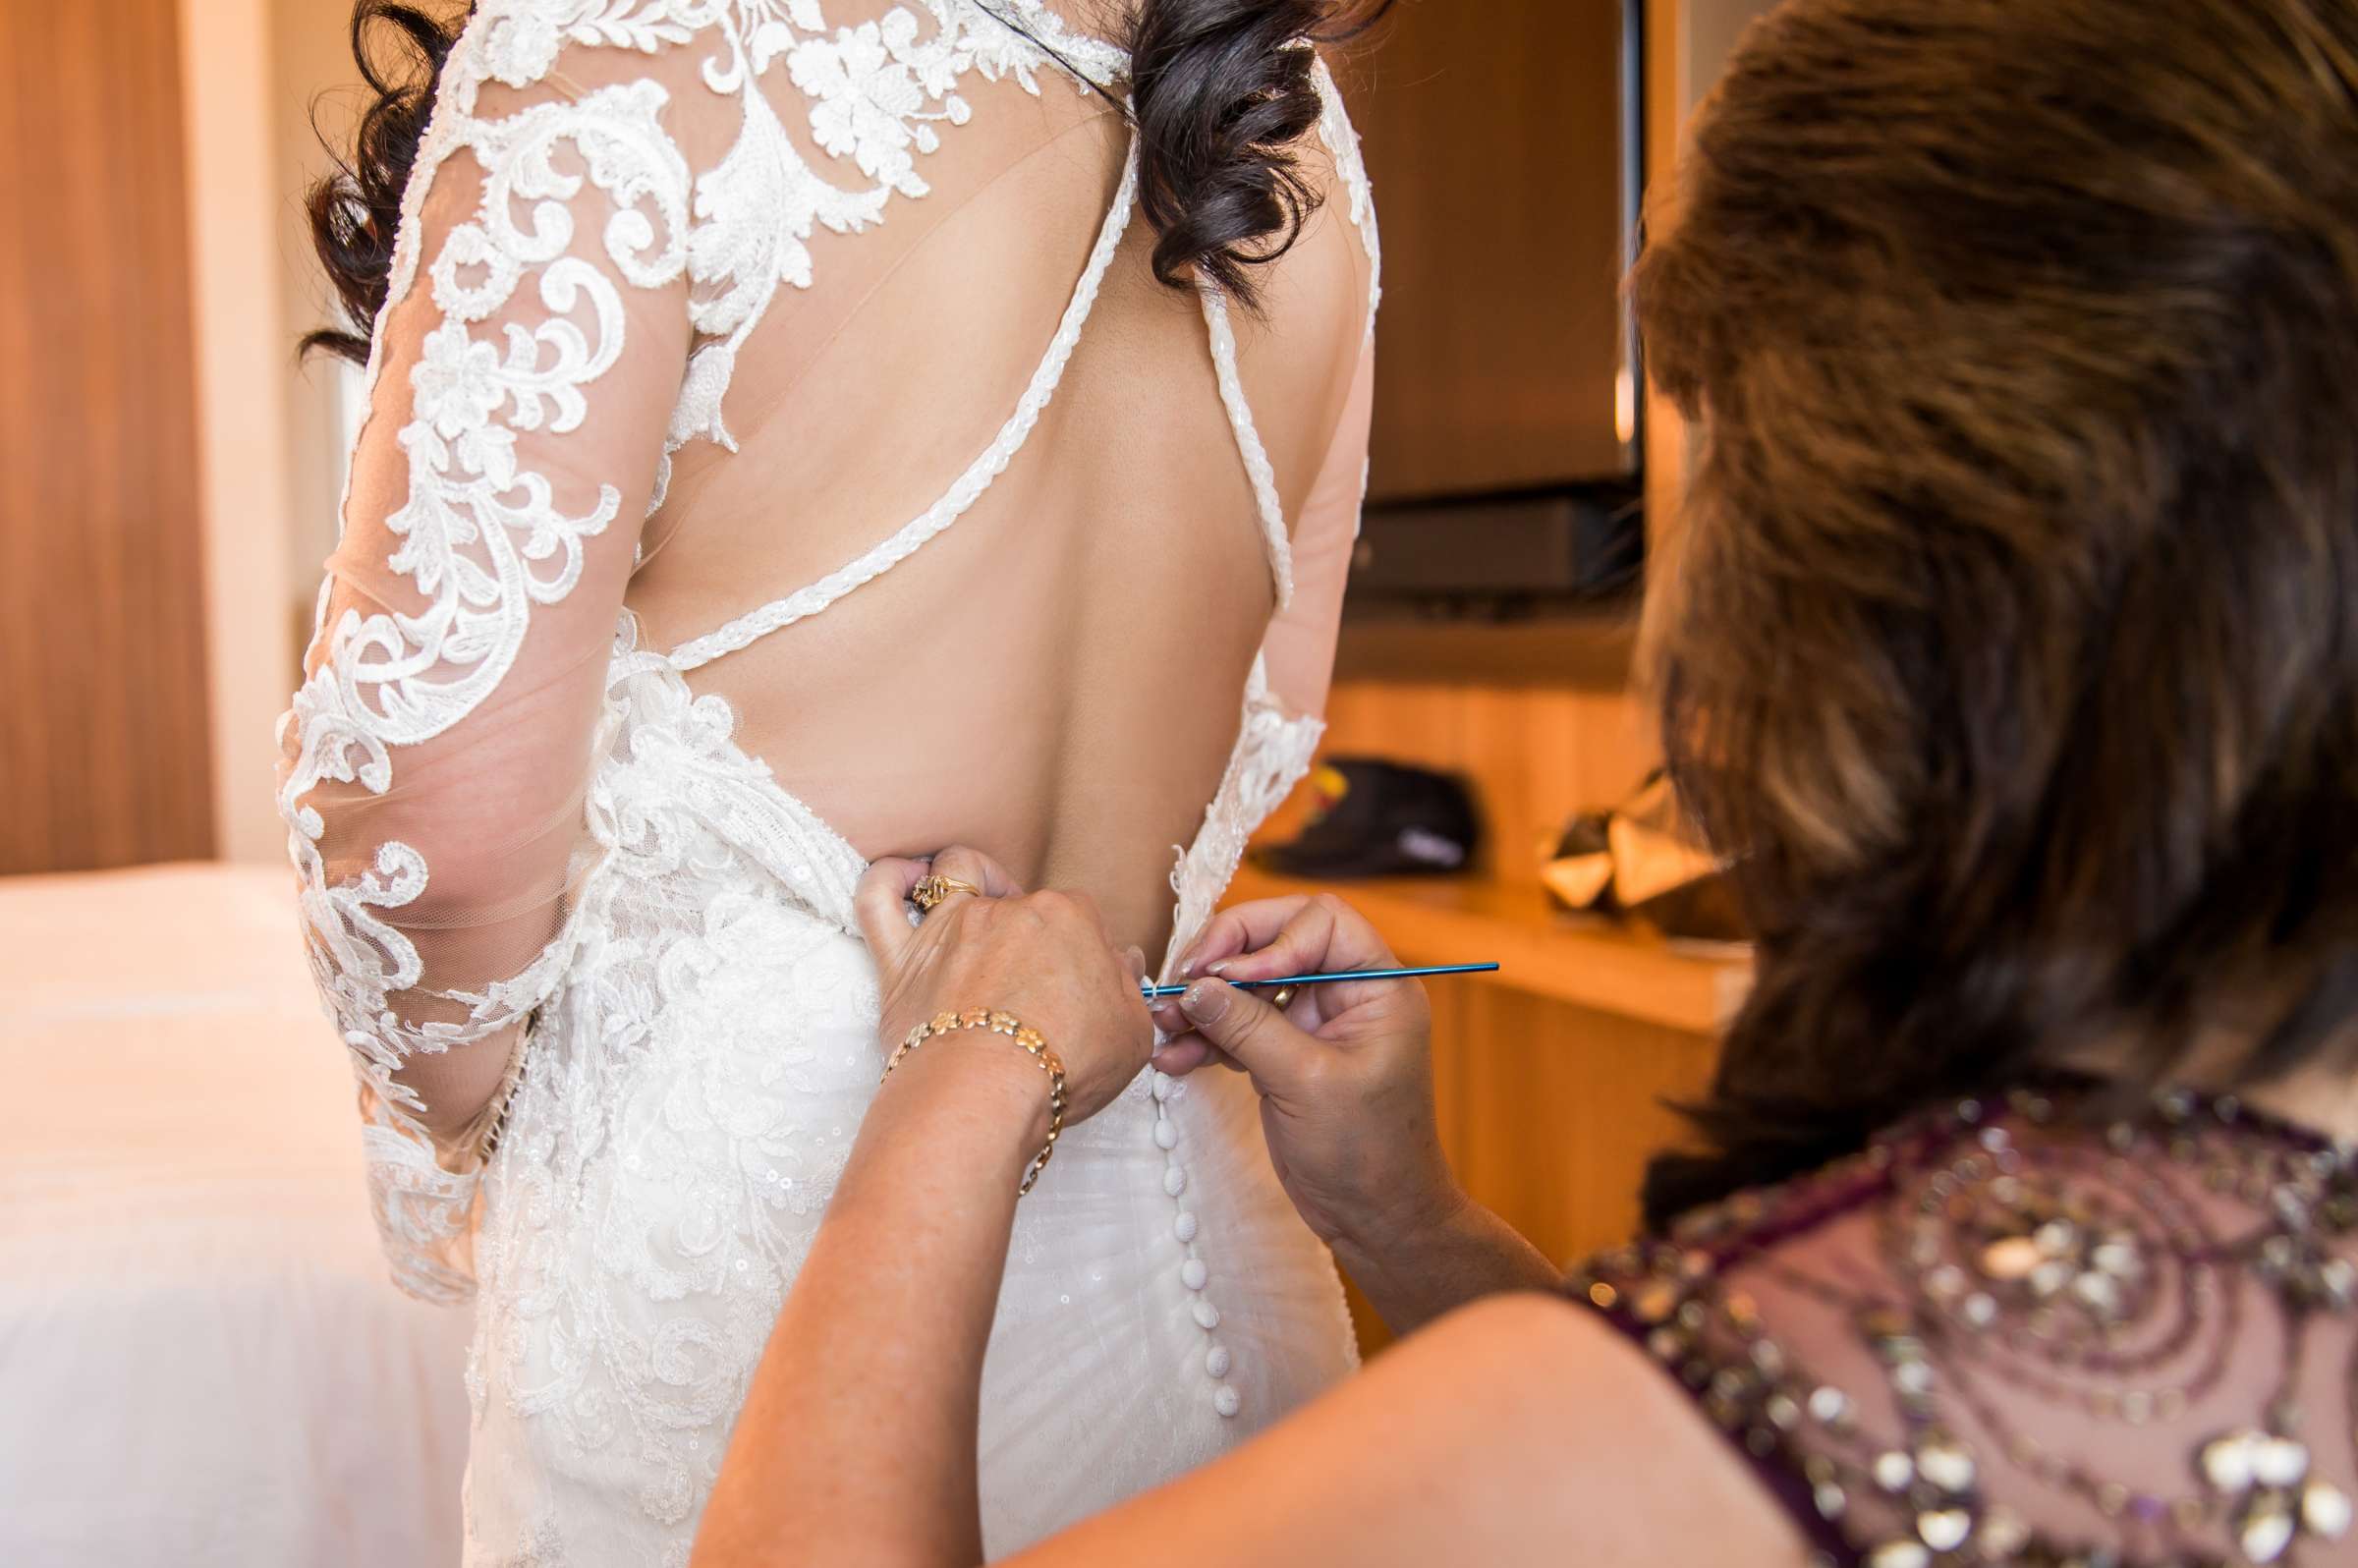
left=1636, top=0, right=2358, bottom=1219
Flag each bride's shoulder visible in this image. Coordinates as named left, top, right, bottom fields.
left=1228, top=52, right=1379, bottom=366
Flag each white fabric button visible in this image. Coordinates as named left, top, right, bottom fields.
left=1191, top=1299, right=1220, bottom=1330
left=1153, top=1120, right=1179, bottom=1149
left=1212, top=1385, right=1241, bottom=1418
left=1181, top=1259, right=1207, bottom=1291
left=1163, top=1165, right=1188, bottom=1197
left=1205, top=1344, right=1231, bottom=1378
left=1173, top=1210, right=1198, bottom=1243
left=1151, top=1073, right=1173, bottom=1101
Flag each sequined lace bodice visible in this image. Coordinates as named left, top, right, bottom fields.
left=1570, top=1088, right=2358, bottom=1568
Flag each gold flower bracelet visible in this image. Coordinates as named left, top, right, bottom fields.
left=881, top=1008, right=1068, bottom=1195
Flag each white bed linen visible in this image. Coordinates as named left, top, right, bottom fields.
left=0, top=863, right=468, bottom=1567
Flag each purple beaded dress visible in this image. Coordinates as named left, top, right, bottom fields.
left=1569, top=1087, right=2358, bottom=1568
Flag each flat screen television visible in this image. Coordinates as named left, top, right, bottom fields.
left=1343, top=0, right=1647, bottom=610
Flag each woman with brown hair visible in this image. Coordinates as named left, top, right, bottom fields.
left=682, top=0, right=2358, bottom=1562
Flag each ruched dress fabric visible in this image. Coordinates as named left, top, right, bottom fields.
left=275, top=4, right=1379, bottom=1562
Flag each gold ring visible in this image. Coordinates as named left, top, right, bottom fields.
left=1265, top=985, right=1298, bottom=1011
left=911, top=873, right=983, bottom=913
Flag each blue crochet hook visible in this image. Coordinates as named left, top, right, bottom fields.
left=1139, top=962, right=1499, bottom=1000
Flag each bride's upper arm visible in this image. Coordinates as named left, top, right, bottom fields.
left=1257, top=330, right=1372, bottom=719
left=1005, top=1292, right=1813, bottom=1568
left=281, top=34, right=699, bottom=1150
left=1249, top=84, right=1378, bottom=719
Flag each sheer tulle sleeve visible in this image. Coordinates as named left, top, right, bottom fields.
left=1260, top=340, right=1373, bottom=719
left=276, top=39, right=696, bottom=1303
left=1261, top=53, right=1378, bottom=720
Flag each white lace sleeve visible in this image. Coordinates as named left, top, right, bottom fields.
left=277, top=20, right=697, bottom=1303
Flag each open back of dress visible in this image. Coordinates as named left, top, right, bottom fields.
left=277, top=3, right=1376, bottom=1560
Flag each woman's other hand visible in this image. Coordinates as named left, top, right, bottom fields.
left=705, top=853, right=1152, bottom=1568
left=1155, top=892, right=1557, bottom=1333
left=1153, top=894, right=1456, bottom=1255
left=855, top=847, right=1154, bottom=1128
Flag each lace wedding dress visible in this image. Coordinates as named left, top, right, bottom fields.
left=277, top=4, right=1377, bottom=1563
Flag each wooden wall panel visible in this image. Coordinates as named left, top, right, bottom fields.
left=1426, top=986, right=1716, bottom=1264
left=0, top=0, right=214, bottom=872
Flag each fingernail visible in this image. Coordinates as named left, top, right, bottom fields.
left=1205, top=960, right=1231, bottom=977
left=1181, top=980, right=1230, bottom=1023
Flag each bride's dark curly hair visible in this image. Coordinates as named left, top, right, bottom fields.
left=305, top=0, right=1389, bottom=364
left=1635, top=0, right=2358, bottom=1225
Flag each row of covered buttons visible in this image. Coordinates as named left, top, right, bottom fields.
left=1153, top=1068, right=1240, bottom=1418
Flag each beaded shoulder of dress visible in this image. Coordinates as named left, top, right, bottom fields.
left=1567, top=1089, right=2358, bottom=1568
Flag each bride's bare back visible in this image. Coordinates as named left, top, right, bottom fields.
left=627, top=29, right=1375, bottom=953
left=283, top=0, right=1374, bottom=1203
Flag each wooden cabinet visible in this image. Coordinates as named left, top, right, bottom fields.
left=1247, top=676, right=1748, bottom=1353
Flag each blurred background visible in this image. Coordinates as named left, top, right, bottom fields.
left=0, top=0, right=1776, bottom=1348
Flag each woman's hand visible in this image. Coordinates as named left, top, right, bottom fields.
left=855, top=846, right=1154, bottom=1130
left=1153, top=893, right=1558, bottom=1335
left=1151, top=894, right=1457, bottom=1254
left=701, top=850, right=1151, bottom=1568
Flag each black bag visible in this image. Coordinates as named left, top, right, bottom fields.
left=1252, top=757, right=1482, bottom=878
